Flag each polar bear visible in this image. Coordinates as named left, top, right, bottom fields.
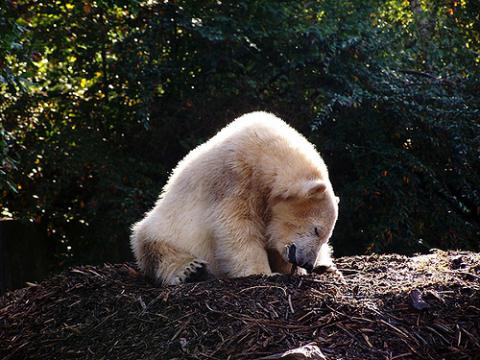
left=130, top=111, right=340, bottom=285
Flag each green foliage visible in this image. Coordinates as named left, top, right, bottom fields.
left=0, top=0, right=26, bottom=197
left=1, top=0, right=479, bottom=268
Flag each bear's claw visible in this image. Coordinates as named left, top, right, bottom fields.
left=184, top=260, right=210, bottom=283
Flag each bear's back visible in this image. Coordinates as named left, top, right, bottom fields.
left=161, top=112, right=327, bottom=202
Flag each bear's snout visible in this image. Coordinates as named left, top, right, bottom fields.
left=286, top=244, right=314, bottom=273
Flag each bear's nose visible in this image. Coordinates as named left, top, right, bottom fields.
left=287, top=244, right=297, bottom=264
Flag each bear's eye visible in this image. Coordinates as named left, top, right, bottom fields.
left=314, top=227, right=319, bottom=237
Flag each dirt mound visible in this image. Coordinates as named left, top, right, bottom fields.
left=1, top=251, right=479, bottom=359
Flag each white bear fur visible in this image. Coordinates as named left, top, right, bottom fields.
left=130, top=111, right=339, bottom=285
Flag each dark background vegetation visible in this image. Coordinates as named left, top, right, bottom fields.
left=1, top=0, right=479, bottom=276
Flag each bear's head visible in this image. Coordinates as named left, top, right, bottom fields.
left=267, top=179, right=339, bottom=272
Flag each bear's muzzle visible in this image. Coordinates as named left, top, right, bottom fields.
left=286, top=244, right=314, bottom=273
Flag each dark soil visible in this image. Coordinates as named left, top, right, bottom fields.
left=1, top=250, right=479, bottom=360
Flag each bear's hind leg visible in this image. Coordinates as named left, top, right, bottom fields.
left=136, top=239, right=209, bottom=285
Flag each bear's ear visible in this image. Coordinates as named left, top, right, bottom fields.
left=303, top=180, right=327, bottom=198
left=335, top=196, right=340, bottom=204
left=272, top=180, right=328, bottom=203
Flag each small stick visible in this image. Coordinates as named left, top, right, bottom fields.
left=288, top=294, right=295, bottom=313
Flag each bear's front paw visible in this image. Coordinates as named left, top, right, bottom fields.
left=313, top=264, right=345, bottom=283
left=183, top=259, right=210, bottom=283
left=312, top=265, right=333, bottom=274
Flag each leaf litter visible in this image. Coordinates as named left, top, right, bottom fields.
left=1, top=250, right=479, bottom=359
